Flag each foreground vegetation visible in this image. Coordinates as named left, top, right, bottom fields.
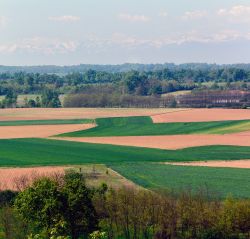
left=111, top=163, right=250, bottom=198
left=59, top=116, right=250, bottom=137
left=0, top=172, right=249, bottom=239
left=1, top=139, right=250, bottom=166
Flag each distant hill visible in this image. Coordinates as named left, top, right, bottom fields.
left=1, top=63, right=250, bottom=74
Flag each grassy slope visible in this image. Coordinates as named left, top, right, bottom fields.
left=59, top=116, right=250, bottom=137
left=0, top=119, right=93, bottom=126
left=0, top=138, right=250, bottom=166
left=111, top=163, right=250, bottom=198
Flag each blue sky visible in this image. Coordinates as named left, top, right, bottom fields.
left=1, top=0, right=250, bottom=65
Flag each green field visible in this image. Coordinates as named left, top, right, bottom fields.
left=111, top=163, right=250, bottom=198
left=0, top=138, right=249, bottom=198
left=59, top=116, right=250, bottom=137
left=0, top=119, right=93, bottom=126
left=0, top=138, right=250, bottom=166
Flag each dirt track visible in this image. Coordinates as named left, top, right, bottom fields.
left=0, top=108, right=182, bottom=121
left=54, top=132, right=250, bottom=149
left=0, top=124, right=95, bottom=139
left=165, top=160, right=250, bottom=169
left=152, top=108, right=250, bottom=123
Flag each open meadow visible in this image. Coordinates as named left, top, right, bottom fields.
left=0, top=107, right=250, bottom=198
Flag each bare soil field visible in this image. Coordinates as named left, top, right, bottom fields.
left=0, top=166, right=68, bottom=191
left=0, top=108, right=183, bottom=121
left=0, top=124, right=95, bottom=139
left=165, top=160, right=250, bottom=169
left=54, top=133, right=250, bottom=149
left=152, top=108, right=250, bottom=123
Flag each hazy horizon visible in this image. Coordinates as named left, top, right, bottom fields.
left=1, top=0, right=250, bottom=65
left=2, top=62, right=250, bottom=67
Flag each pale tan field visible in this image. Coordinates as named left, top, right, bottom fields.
left=165, top=160, right=250, bottom=169
left=54, top=132, right=250, bottom=149
left=0, top=165, right=138, bottom=191
left=0, top=167, right=68, bottom=191
left=0, top=124, right=95, bottom=139
left=0, top=108, right=183, bottom=121
left=152, top=108, right=250, bottom=123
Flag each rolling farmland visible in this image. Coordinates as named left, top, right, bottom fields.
left=58, top=116, right=250, bottom=137
left=0, top=108, right=250, bottom=198
left=111, top=163, right=250, bottom=198
left=0, top=138, right=250, bottom=166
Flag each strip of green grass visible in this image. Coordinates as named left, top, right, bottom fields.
left=0, top=138, right=250, bottom=167
left=111, top=163, right=250, bottom=198
left=58, top=116, right=250, bottom=137
left=0, top=119, right=93, bottom=126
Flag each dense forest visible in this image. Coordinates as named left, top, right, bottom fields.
left=0, top=64, right=250, bottom=108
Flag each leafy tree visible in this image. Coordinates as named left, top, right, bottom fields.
left=62, top=172, right=98, bottom=238
left=3, top=89, right=17, bottom=108
left=41, top=89, right=61, bottom=108
left=14, top=172, right=98, bottom=238
left=0, top=190, right=18, bottom=207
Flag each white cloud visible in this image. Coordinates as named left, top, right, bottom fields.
left=48, top=15, right=80, bottom=22
left=111, top=33, right=148, bottom=47
left=0, top=37, right=78, bottom=54
left=159, top=11, right=168, bottom=17
left=104, top=30, right=250, bottom=49
left=217, top=5, right=250, bottom=23
left=182, top=10, right=207, bottom=20
left=0, top=16, right=7, bottom=28
left=1, top=29, right=249, bottom=56
left=118, top=13, right=150, bottom=22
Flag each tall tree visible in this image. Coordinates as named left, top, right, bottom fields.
left=14, top=172, right=98, bottom=238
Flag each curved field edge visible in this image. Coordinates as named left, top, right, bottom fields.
left=0, top=119, right=94, bottom=126
left=110, top=163, right=250, bottom=199
left=57, top=116, right=250, bottom=137
left=1, top=138, right=250, bottom=167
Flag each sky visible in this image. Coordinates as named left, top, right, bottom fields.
left=1, top=0, right=250, bottom=65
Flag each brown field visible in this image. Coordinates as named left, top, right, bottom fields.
left=165, top=160, right=250, bottom=169
left=0, top=166, right=68, bottom=191
left=0, top=165, right=138, bottom=191
left=54, top=133, right=250, bottom=149
left=0, top=124, right=95, bottom=139
left=0, top=108, right=183, bottom=121
left=152, top=108, right=250, bottom=123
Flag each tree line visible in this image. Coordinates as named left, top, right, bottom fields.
left=64, top=90, right=250, bottom=109
left=0, top=172, right=249, bottom=239
left=2, top=63, right=250, bottom=74
left=0, top=67, right=250, bottom=96
left=0, top=89, right=61, bottom=108
left=0, top=67, right=250, bottom=108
